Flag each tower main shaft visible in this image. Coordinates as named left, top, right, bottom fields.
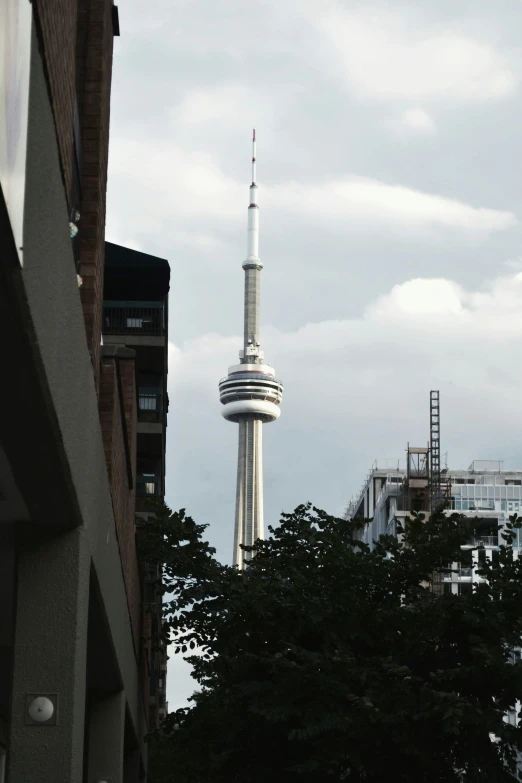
left=219, top=131, right=283, bottom=567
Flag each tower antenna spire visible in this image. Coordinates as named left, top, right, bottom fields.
left=252, top=128, right=256, bottom=185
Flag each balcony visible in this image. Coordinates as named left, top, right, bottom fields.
left=471, top=535, right=499, bottom=547
left=102, top=301, right=165, bottom=336
left=136, top=474, right=161, bottom=497
left=138, top=390, right=163, bottom=423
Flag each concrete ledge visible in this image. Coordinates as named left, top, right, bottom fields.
left=137, top=422, right=163, bottom=435
left=103, top=334, right=165, bottom=348
left=102, top=344, right=136, bottom=360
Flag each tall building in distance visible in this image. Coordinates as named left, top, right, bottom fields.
left=219, top=131, right=283, bottom=566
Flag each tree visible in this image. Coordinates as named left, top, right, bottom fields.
left=143, top=502, right=522, bottom=782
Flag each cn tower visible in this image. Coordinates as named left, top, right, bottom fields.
left=218, top=131, right=283, bottom=567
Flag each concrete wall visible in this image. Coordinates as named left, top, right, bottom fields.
left=5, top=20, right=146, bottom=773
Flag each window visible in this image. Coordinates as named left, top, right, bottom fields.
left=444, top=583, right=453, bottom=595
left=460, top=550, right=472, bottom=567
left=507, top=480, right=522, bottom=486
left=458, top=582, right=473, bottom=596
left=478, top=549, right=487, bottom=566
left=139, top=391, right=159, bottom=411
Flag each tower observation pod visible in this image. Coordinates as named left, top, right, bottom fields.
left=218, top=130, right=283, bottom=567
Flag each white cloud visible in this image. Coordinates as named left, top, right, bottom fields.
left=173, top=84, right=273, bottom=129
left=109, top=139, right=517, bottom=237
left=315, top=6, right=516, bottom=103
left=397, top=108, right=437, bottom=135
left=271, top=177, right=516, bottom=235
left=504, top=257, right=522, bottom=271
left=366, top=278, right=464, bottom=321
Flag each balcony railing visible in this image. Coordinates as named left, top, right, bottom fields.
left=472, top=536, right=499, bottom=547
left=138, top=391, right=163, bottom=423
left=103, top=301, right=165, bottom=336
left=136, top=474, right=161, bottom=496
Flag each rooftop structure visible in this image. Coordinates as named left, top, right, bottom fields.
left=346, top=457, right=522, bottom=589
left=218, top=131, right=283, bottom=567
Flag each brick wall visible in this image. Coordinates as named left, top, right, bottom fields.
left=141, top=608, right=152, bottom=719
left=33, top=0, right=115, bottom=387
left=32, top=0, right=78, bottom=203
left=77, top=0, right=115, bottom=389
left=99, top=346, right=141, bottom=654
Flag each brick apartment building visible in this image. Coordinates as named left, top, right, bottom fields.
left=0, top=1, right=169, bottom=780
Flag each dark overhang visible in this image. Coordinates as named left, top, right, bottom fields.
left=104, top=242, right=170, bottom=301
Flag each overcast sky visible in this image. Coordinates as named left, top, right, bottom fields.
left=106, top=0, right=522, bottom=709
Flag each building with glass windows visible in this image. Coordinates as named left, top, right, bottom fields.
left=345, top=459, right=522, bottom=595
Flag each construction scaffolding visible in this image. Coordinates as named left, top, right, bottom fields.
left=403, top=444, right=430, bottom=513
left=429, top=391, right=451, bottom=512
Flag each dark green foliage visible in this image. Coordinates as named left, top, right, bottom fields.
left=143, top=501, right=522, bottom=782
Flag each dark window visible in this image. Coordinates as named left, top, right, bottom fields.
left=460, top=550, right=472, bottom=567
left=444, top=583, right=453, bottom=595
left=459, top=582, right=473, bottom=596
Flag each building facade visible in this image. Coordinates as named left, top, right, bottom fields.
left=346, top=458, right=522, bottom=592
left=0, top=2, right=168, bottom=780
left=102, top=242, right=171, bottom=729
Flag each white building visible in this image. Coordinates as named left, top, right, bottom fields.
left=347, top=457, right=522, bottom=758
left=346, top=459, right=522, bottom=596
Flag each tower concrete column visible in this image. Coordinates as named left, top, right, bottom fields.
left=86, top=690, right=126, bottom=783
left=233, top=418, right=263, bottom=566
left=243, top=267, right=260, bottom=349
left=8, top=527, right=90, bottom=783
